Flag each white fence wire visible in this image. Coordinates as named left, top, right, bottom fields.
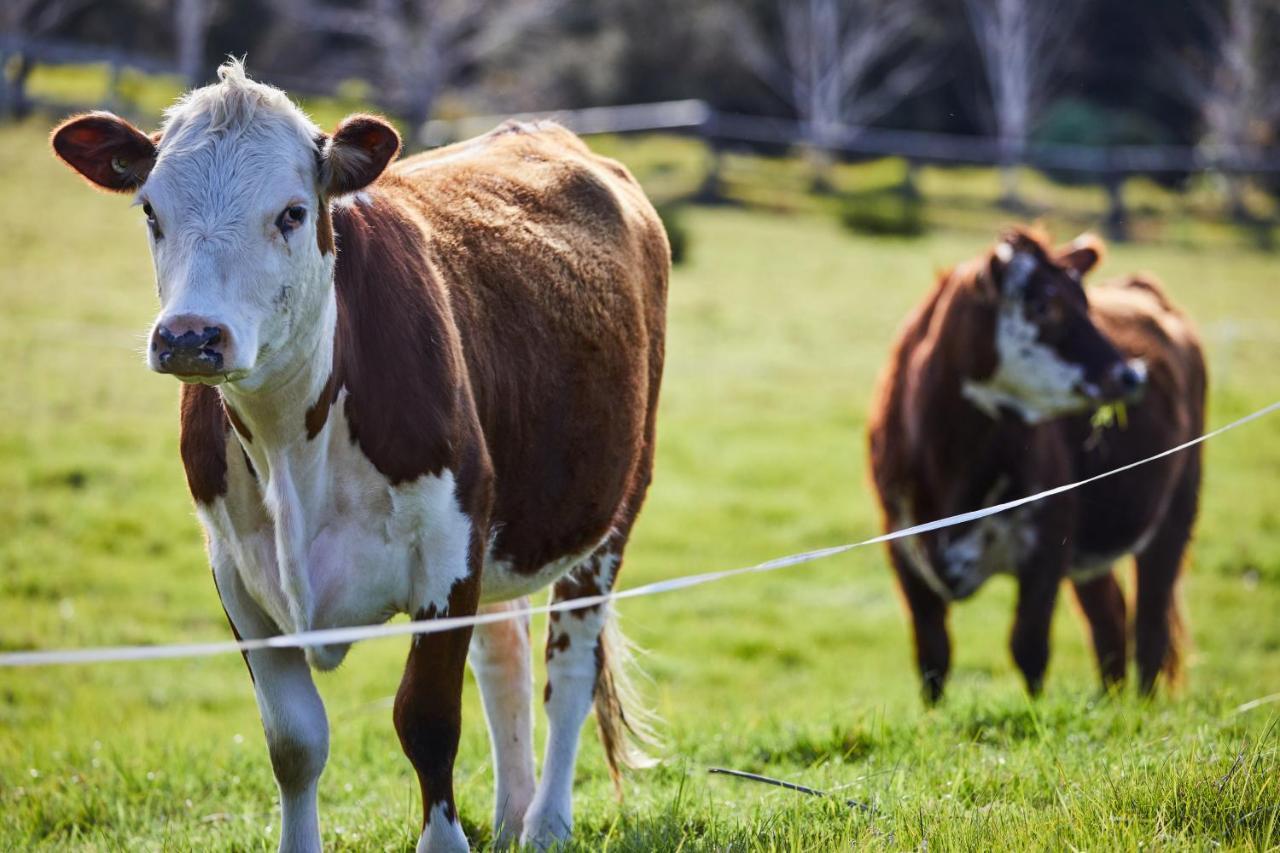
left=3, top=400, right=1277, bottom=669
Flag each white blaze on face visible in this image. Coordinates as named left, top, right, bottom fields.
left=140, top=63, right=332, bottom=385
left=963, top=247, right=1092, bottom=423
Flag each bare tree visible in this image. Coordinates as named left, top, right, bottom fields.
left=963, top=0, right=1080, bottom=208
left=0, top=0, right=91, bottom=118
left=175, top=0, right=212, bottom=87
left=269, top=0, right=564, bottom=131
left=734, top=0, right=932, bottom=187
left=1169, top=0, right=1280, bottom=220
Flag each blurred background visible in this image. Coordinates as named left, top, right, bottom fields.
left=6, top=0, right=1280, bottom=247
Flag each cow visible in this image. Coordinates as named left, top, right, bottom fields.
left=50, top=60, right=668, bottom=852
left=868, top=227, right=1205, bottom=703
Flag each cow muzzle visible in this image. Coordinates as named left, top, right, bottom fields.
left=1096, top=358, right=1147, bottom=405
left=150, top=314, right=231, bottom=380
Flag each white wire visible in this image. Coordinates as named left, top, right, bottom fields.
left=2, top=399, right=1277, bottom=669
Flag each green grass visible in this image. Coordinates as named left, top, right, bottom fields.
left=2, top=116, right=1280, bottom=850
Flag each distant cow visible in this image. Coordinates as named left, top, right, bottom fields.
left=51, top=60, right=668, bottom=852
left=868, top=227, right=1205, bottom=703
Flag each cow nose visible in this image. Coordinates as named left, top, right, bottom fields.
left=151, top=315, right=229, bottom=376
left=1104, top=359, right=1147, bottom=402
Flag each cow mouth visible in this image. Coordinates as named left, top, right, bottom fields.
left=173, top=372, right=229, bottom=385
left=171, top=368, right=250, bottom=385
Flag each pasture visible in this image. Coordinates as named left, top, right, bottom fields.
left=2, top=117, right=1280, bottom=850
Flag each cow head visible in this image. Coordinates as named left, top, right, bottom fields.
left=963, top=228, right=1146, bottom=422
left=50, top=60, right=400, bottom=390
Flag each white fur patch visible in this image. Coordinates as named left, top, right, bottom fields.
left=417, top=801, right=468, bottom=853
left=142, top=61, right=332, bottom=384
left=200, top=395, right=475, bottom=670
left=963, top=260, right=1091, bottom=423
left=939, top=511, right=1036, bottom=598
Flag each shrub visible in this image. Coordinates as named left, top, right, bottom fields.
left=837, top=188, right=926, bottom=238
left=656, top=202, right=690, bottom=265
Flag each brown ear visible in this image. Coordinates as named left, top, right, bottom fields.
left=51, top=112, right=158, bottom=192
left=321, top=114, right=401, bottom=196
left=1056, top=233, right=1105, bottom=276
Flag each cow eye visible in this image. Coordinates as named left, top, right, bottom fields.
left=142, top=201, right=163, bottom=239
left=276, top=205, right=307, bottom=236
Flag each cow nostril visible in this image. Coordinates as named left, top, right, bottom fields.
left=156, top=326, right=179, bottom=348
left=1122, top=361, right=1146, bottom=390
left=1112, top=359, right=1147, bottom=399
left=201, top=326, right=222, bottom=347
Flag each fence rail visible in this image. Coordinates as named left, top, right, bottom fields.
left=419, top=100, right=1280, bottom=177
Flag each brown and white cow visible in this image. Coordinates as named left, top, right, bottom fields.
left=50, top=60, right=668, bottom=852
left=868, top=227, right=1205, bottom=703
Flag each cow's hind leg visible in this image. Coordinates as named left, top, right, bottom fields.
left=522, top=537, right=653, bottom=848
left=468, top=598, right=536, bottom=848
left=1072, top=571, right=1127, bottom=689
left=215, top=563, right=329, bottom=853
left=1135, top=456, right=1199, bottom=695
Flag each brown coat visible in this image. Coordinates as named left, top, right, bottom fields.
left=869, top=231, right=1205, bottom=700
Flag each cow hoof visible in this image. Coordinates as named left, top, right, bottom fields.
left=520, top=804, right=572, bottom=850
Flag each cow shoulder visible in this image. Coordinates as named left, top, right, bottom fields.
left=327, top=190, right=474, bottom=487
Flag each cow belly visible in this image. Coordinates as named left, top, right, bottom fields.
left=479, top=537, right=606, bottom=605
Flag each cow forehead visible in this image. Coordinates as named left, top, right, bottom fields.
left=149, top=121, right=317, bottom=214
left=145, top=67, right=321, bottom=219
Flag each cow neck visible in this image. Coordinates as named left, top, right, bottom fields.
left=214, top=282, right=338, bottom=635
left=218, top=282, right=337, bottom=488
left=907, top=283, right=1027, bottom=518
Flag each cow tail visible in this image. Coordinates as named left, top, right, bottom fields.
left=594, top=608, right=659, bottom=797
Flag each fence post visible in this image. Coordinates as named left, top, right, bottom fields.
left=1105, top=173, right=1129, bottom=242
left=695, top=111, right=727, bottom=204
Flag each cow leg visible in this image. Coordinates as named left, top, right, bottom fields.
left=522, top=544, right=621, bottom=848
left=215, top=562, right=329, bottom=853
left=395, top=575, right=480, bottom=853
left=468, top=598, right=536, bottom=848
left=1071, top=571, right=1127, bottom=689
left=1010, top=563, right=1062, bottom=696
left=890, top=546, right=951, bottom=704
left=1134, top=466, right=1198, bottom=695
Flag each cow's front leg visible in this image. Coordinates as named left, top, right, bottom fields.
left=889, top=545, right=951, bottom=704
left=1010, top=558, right=1064, bottom=695
left=215, top=563, right=329, bottom=853
left=396, top=574, right=480, bottom=853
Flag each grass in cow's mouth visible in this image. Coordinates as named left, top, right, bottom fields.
left=3, top=119, right=1280, bottom=850
left=1091, top=400, right=1129, bottom=430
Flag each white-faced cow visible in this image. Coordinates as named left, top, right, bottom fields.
left=51, top=60, right=668, bottom=852
left=869, top=227, right=1205, bottom=703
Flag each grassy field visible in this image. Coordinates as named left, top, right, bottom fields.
left=2, top=115, right=1280, bottom=850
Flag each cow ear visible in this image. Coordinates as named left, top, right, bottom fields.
left=321, top=114, right=401, bottom=196
left=1056, top=233, right=1105, bottom=276
left=51, top=112, right=158, bottom=193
